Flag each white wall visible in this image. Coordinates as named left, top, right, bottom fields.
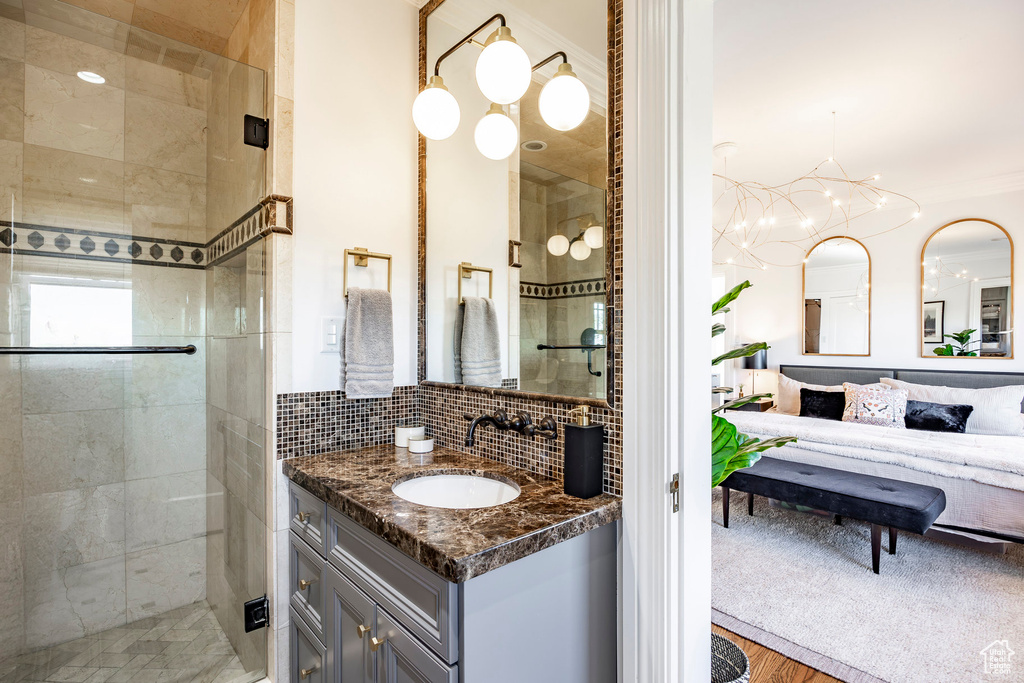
left=729, top=189, right=1024, bottom=394
left=292, top=0, right=419, bottom=392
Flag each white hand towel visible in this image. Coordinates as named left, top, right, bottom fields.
left=458, top=296, right=501, bottom=387
left=342, top=287, right=394, bottom=399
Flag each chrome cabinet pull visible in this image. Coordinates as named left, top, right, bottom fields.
left=298, top=578, right=317, bottom=591
left=300, top=666, right=318, bottom=680
left=356, top=624, right=371, bottom=639
left=369, top=636, right=386, bottom=653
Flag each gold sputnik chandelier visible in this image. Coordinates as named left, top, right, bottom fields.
left=713, top=115, right=922, bottom=270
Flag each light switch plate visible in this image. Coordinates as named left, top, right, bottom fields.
left=321, top=317, right=342, bottom=353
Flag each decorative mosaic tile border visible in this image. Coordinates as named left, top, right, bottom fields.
left=276, top=386, right=420, bottom=459
left=0, top=223, right=206, bottom=269
left=207, top=195, right=292, bottom=267
left=520, top=278, right=606, bottom=300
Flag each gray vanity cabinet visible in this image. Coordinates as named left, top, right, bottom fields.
left=374, top=610, right=456, bottom=683
left=324, top=568, right=376, bottom=683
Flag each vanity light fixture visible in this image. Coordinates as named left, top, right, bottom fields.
left=547, top=214, right=604, bottom=259
left=412, top=76, right=460, bottom=140
left=77, top=71, right=105, bottom=84
left=546, top=234, right=570, bottom=256
left=569, top=240, right=592, bottom=261
left=474, top=104, right=518, bottom=160
left=476, top=25, right=532, bottom=105
left=535, top=53, right=590, bottom=131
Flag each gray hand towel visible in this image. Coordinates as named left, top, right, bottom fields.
left=342, top=287, right=394, bottom=399
left=458, top=296, right=501, bottom=387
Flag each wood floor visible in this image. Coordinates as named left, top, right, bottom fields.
left=713, top=625, right=845, bottom=683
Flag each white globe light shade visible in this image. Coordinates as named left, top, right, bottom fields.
left=547, top=234, right=570, bottom=256
left=475, top=28, right=532, bottom=105
left=412, top=77, right=460, bottom=140
left=569, top=240, right=592, bottom=261
left=474, top=106, right=518, bottom=161
left=538, top=64, right=590, bottom=131
left=583, top=224, right=604, bottom=249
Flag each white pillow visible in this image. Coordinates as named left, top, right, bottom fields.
left=879, top=378, right=1024, bottom=436
left=777, top=374, right=842, bottom=415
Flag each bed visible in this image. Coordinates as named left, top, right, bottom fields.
left=724, top=365, right=1024, bottom=545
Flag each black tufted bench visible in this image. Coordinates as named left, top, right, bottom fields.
left=720, top=456, right=947, bottom=574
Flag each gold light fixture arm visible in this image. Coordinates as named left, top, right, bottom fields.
left=433, top=13, right=506, bottom=76
left=458, top=262, right=494, bottom=304
left=343, top=247, right=393, bottom=297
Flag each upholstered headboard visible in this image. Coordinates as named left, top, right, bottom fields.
left=779, top=365, right=1024, bottom=412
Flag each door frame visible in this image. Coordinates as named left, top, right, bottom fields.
left=621, top=0, right=713, bottom=681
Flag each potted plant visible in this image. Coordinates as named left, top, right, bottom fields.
left=933, top=328, right=979, bottom=356
left=709, top=281, right=797, bottom=683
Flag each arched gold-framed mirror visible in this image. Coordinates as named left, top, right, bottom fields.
left=920, top=218, right=1013, bottom=359
left=802, top=236, right=871, bottom=356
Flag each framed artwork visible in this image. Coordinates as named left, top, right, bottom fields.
left=923, top=300, right=945, bottom=343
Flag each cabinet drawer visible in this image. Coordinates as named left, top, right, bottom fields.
left=291, top=607, right=326, bottom=683
left=290, top=482, right=328, bottom=557
left=376, top=609, right=458, bottom=683
left=327, top=509, right=458, bottom=665
left=290, top=531, right=326, bottom=638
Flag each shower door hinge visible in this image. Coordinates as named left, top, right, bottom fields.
left=669, top=473, right=679, bottom=513
left=243, top=115, right=270, bottom=149
left=243, top=595, right=269, bottom=632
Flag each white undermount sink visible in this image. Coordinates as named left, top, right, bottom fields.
left=392, top=474, right=521, bottom=509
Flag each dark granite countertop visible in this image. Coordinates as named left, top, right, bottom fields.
left=282, top=445, right=621, bottom=583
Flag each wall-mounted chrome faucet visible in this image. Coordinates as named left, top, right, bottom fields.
left=463, top=410, right=558, bottom=446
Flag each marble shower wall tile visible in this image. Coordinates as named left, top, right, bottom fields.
left=125, top=403, right=206, bottom=480
left=24, top=24, right=126, bottom=89
left=0, top=140, right=22, bottom=223
left=125, top=537, right=206, bottom=622
left=126, top=56, right=208, bottom=110
left=123, top=163, right=207, bottom=243
left=24, top=65, right=125, bottom=161
left=125, top=336, right=206, bottom=407
left=22, top=483, right=126, bottom=573
left=24, top=556, right=127, bottom=648
left=0, top=499, right=25, bottom=660
left=131, top=266, right=205, bottom=337
left=125, top=92, right=206, bottom=177
left=22, top=144, right=127, bottom=233
left=125, top=470, right=206, bottom=552
left=0, top=16, right=26, bottom=61
left=0, top=355, right=22, bottom=504
left=0, top=56, right=24, bottom=143
left=22, top=408, right=126, bottom=496
left=21, top=354, right=126, bottom=414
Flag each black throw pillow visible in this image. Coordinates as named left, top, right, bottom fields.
left=905, top=400, right=974, bottom=433
left=799, top=388, right=845, bottom=421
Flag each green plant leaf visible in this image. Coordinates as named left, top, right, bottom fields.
left=712, top=323, right=726, bottom=337
left=712, top=280, right=751, bottom=316
left=711, top=415, right=740, bottom=488
left=735, top=435, right=797, bottom=457
left=712, top=393, right=772, bottom=414
left=712, top=341, right=768, bottom=367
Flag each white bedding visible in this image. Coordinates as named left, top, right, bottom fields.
left=726, top=411, right=1024, bottom=492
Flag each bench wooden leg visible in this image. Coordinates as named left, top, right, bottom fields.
left=747, top=492, right=754, bottom=517
left=722, top=487, right=730, bottom=528
left=871, top=524, right=882, bottom=574
left=833, top=514, right=842, bottom=526
left=889, top=527, right=897, bottom=555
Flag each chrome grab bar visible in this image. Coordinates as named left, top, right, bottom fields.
left=0, top=345, right=197, bottom=355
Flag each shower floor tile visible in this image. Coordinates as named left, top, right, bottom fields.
left=0, top=602, right=248, bottom=683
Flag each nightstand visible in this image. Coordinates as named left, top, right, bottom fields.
left=731, top=399, right=773, bottom=412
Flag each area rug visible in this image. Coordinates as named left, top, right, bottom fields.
left=711, top=489, right=1024, bottom=683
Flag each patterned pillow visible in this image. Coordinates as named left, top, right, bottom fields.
left=842, top=382, right=908, bottom=428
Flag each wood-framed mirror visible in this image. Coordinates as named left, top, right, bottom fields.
left=802, top=236, right=871, bottom=356
left=920, top=218, right=1013, bottom=359
left=417, top=0, right=621, bottom=407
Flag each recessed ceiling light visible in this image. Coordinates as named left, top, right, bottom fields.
left=77, top=71, right=105, bottom=84
left=521, top=140, right=547, bottom=152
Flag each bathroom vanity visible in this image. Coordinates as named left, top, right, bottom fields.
left=283, top=446, right=621, bottom=683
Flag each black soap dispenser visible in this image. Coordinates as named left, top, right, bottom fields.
left=563, top=406, right=604, bottom=499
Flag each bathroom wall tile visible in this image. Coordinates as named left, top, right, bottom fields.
left=129, top=6, right=227, bottom=55
left=275, top=0, right=294, bottom=101
left=22, top=144, right=126, bottom=233
left=24, top=556, right=127, bottom=648
left=266, top=234, right=292, bottom=334
left=125, top=403, right=206, bottom=480
left=25, top=25, right=126, bottom=89
left=24, top=65, right=125, bottom=161
left=207, top=336, right=228, bottom=412
left=125, top=470, right=206, bottom=552
left=22, top=483, right=126, bottom=573
left=270, top=96, right=292, bottom=196
left=22, top=408, right=125, bottom=495
left=0, top=499, right=25, bottom=660
left=0, top=15, right=26, bottom=61
left=131, top=265, right=205, bottom=336
left=125, top=92, right=206, bottom=177
left=123, top=163, right=207, bottom=244
left=0, top=56, right=24, bottom=143
left=0, top=355, right=23, bottom=504
left=21, top=354, right=126, bottom=414
left=0, top=140, right=22, bottom=223
left=208, top=262, right=242, bottom=337
left=126, top=336, right=205, bottom=407
left=222, top=2, right=249, bottom=64
left=126, top=57, right=207, bottom=110
left=60, top=0, right=135, bottom=24
left=125, top=537, right=206, bottom=622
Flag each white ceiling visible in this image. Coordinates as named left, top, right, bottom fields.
left=714, top=0, right=1024, bottom=203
